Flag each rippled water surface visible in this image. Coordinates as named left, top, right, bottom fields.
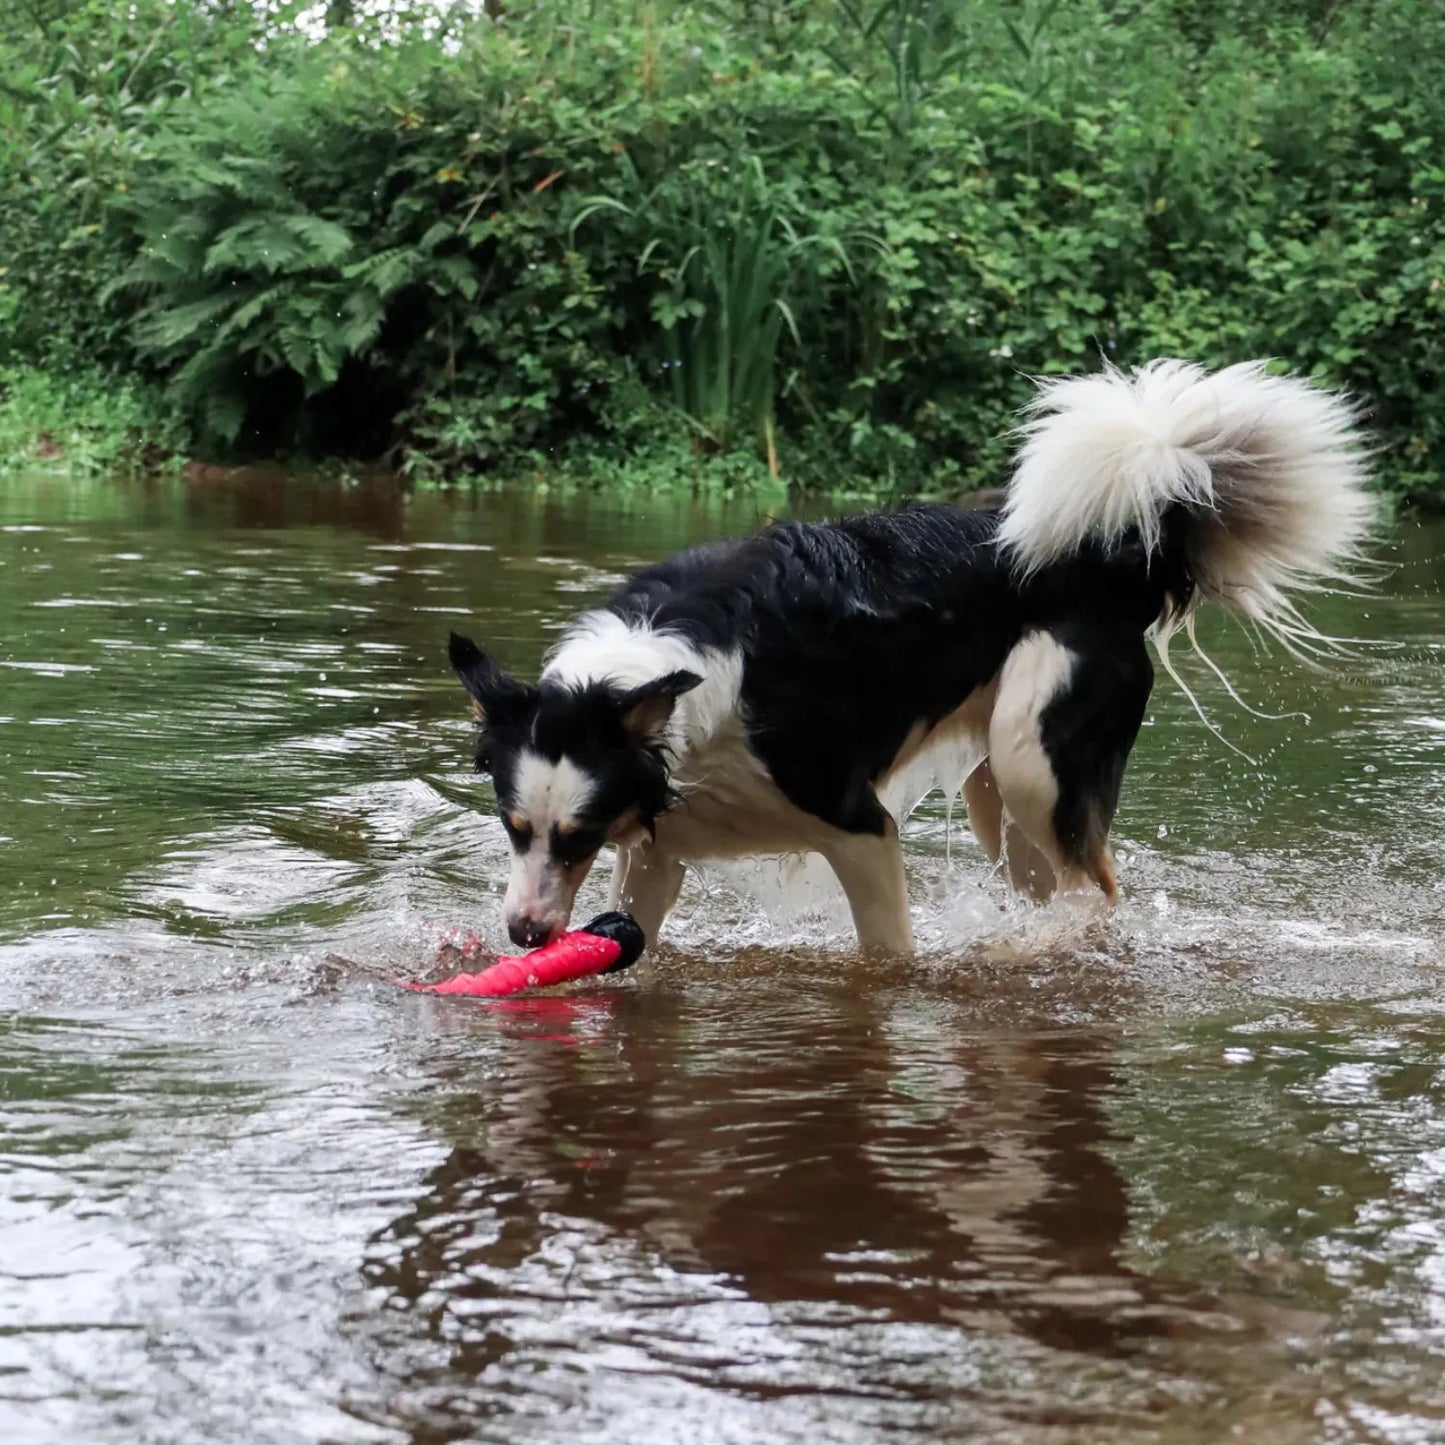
left=1, top=473, right=1442, bottom=1444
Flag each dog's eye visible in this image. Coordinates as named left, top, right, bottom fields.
left=551, top=825, right=604, bottom=867
left=501, top=811, right=533, bottom=851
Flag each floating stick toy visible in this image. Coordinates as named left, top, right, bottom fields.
left=400, top=911, right=645, bottom=998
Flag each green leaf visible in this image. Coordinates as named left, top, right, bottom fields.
left=203, top=389, right=247, bottom=445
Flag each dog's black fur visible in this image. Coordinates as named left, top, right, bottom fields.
left=456, top=501, right=1187, bottom=879
left=612, top=504, right=1180, bottom=846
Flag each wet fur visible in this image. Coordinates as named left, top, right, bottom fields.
left=452, top=507, right=1180, bottom=950
left=450, top=360, right=1372, bottom=954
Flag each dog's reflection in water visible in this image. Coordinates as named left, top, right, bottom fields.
left=351, top=983, right=1244, bottom=1423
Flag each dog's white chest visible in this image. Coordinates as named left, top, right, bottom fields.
left=660, top=720, right=829, bottom=861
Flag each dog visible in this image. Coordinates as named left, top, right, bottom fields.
left=448, top=359, right=1372, bottom=954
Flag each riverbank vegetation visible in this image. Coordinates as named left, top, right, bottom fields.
left=2, top=0, right=1442, bottom=505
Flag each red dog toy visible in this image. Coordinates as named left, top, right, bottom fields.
left=401, top=911, right=645, bottom=998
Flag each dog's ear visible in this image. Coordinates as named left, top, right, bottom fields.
left=617, top=670, right=702, bottom=747
left=448, top=632, right=535, bottom=724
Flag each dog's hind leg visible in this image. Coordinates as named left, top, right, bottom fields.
left=987, top=626, right=1153, bottom=902
left=962, top=759, right=1004, bottom=861
left=963, top=758, right=1057, bottom=901
left=821, top=816, right=913, bottom=955
left=608, top=841, right=687, bottom=946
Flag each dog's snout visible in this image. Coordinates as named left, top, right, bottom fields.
left=507, top=915, right=556, bottom=950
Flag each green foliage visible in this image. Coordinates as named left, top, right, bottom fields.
left=94, top=29, right=629, bottom=468
left=573, top=153, right=867, bottom=463
left=1, top=0, right=1443, bottom=508
left=0, top=363, right=183, bottom=476
left=0, top=0, right=283, bottom=367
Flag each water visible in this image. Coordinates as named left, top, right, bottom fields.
left=0, top=472, right=1441, bottom=1444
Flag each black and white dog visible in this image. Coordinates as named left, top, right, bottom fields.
left=449, top=360, right=1371, bottom=953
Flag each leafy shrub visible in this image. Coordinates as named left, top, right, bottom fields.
left=0, top=0, right=1442, bottom=507
left=0, top=0, right=277, bottom=368
left=0, top=363, right=182, bottom=476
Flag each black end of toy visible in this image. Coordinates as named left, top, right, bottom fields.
left=580, top=911, right=647, bottom=973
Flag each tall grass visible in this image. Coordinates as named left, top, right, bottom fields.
left=573, top=156, right=863, bottom=471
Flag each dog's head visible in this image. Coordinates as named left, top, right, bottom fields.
left=449, top=632, right=699, bottom=948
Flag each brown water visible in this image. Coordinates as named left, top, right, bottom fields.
left=1, top=472, right=1442, bottom=1445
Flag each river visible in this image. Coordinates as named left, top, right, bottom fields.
left=1, top=472, right=1442, bottom=1443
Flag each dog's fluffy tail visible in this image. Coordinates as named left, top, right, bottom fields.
left=996, top=359, right=1374, bottom=649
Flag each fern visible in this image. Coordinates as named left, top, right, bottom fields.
left=436, top=255, right=479, bottom=300
left=140, top=226, right=211, bottom=281
left=215, top=283, right=293, bottom=341
left=203, top=388, right=248, bottom=446
left=171, top=347, right=247, bottom=444
left=418, top=220, right=456, bottom=252
left=88, top=21, right=618, bottom=463
left=134, top=292, right=240, bottom=353
left=287, top=216, right=355, bottom=267
left=279, top=328, right=318, bottom=386
left=336, top=290, right=386, bottom=354
left=202, top=215, right=354, bottom=276
left=342, top=246, right=426, bottom=297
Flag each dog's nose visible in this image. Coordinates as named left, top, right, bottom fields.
left=507, top=916, right=554, bottom=950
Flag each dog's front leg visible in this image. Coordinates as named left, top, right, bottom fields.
left=821, top=819, right=913, bottom=955
left=607, top=840, right=687, bottom=948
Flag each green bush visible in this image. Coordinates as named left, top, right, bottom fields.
left=0, top=363, right=183, bottom=476
left=1, top=0, right=1442, bottom=507
left=0, top=0, right=277, bottom=368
